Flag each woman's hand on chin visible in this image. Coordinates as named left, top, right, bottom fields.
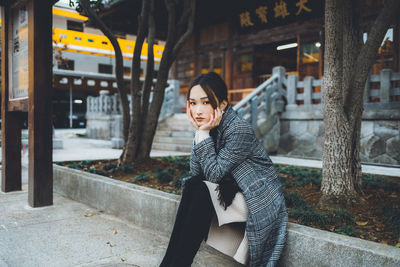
left=198, top=107, right=223, bottom=131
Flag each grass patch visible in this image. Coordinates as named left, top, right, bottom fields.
left=363, top=174, right=400, bottom=192
left=276, top=165, right=321, bottom=187
left=334, top=225, right=360, bottom=237
left=381, top=205, right=400, bottom=235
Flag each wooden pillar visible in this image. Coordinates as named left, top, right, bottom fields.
left=193, top=28, right=200, bottom=76
left=28, top=0, right=53, bottom=207
left=1, top=4, right=22, bottom=192
left=225, top=22, right=233, bottom=90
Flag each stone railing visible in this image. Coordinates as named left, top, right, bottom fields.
left=285, top=69, right=400, bottom=113
left=278, top=69, right=400, bottom=165
left=234, top=66, right=287, bottom=129
left=86, top=80, right=180, bottom=143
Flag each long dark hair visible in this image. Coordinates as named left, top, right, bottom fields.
left=186, top=72, right=229, bottom=109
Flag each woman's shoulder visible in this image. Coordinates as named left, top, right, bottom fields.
left=221, top=110, right=254, bottom=136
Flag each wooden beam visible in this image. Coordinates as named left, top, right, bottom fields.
left=28, top=0, right=53, bottom=207
left=1, top=5, right=22, bottom=192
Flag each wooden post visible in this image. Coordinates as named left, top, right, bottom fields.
left=28, top=0, right=54, bottom=207
left=1, top=3, right=22, bottom=192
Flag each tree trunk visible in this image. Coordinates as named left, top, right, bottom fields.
left=319, top=0, right=400, bottom=208
left=120, top=0, right=196, bottom=164
left=78, top=0, right=130, bottom=149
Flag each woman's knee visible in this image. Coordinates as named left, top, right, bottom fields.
left=192, top=182, right=211, bottom=200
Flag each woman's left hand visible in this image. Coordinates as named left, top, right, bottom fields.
left=199, top=107, right=223, bottom=131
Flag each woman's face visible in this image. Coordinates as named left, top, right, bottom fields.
left=188, top=85, right=216, bottom=127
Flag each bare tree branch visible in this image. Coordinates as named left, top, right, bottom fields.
left=79, top=0, right=130, bottom=144
left=349, top=0, right=400, bottom=117
left=176, top=0, right=192, bottom=37
left=142, top=0, right=155, bottom=120
left=171, top=0, right=196, bottom=65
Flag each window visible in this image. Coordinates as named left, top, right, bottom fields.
left=67, top=20, right=83, bottom=32
left=99, top=64, right=113, bottom=74
left=372, top=28, right=394, bottom=74
left=237, top=54, right=253, bottom=73
left=115, top=33, right=126, bottom=39
left=177, top=55, right=194, bottom=85
left=300, top=42, right=320, bottom=64
left=123, top=67, right=131, bottom=76
left=58, top=60, right=74, bottom=70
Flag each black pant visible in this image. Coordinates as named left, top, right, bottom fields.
left=159, top=177, right=214, bottom=267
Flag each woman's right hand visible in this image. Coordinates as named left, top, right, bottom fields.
left=186, top=101, right=199, bottom=130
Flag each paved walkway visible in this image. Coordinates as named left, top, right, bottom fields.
left=0, top=190, right=238, bottom=267
left=1, top=128, right=399, bottom=266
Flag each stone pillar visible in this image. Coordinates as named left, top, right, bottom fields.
left=286, top=75, right=298, bottom=110
left=304, top=76, right=313, bottom=107
left=111, top=115, right=124, bottom=149
left=170, top=80, right=181, bottom=113
left=380, top=69, right=391, bottom=103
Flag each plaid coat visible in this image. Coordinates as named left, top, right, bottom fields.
left=184, top=106, right=288, bottom=267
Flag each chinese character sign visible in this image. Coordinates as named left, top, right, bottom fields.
left=237, top=0, right=323, bottom=32
left=9, top=4, right=29, bottom=100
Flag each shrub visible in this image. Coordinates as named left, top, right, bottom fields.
left=103, top=163, right=117, bottom=171
left=154, top=167, right=174, bottom=183
left=118, top=165, right=134, bottom=173
left=88, top=168, right=107, bottom=176
left=179, top=171, right=192, bottom=179
left=161, top=156, right=190, bottom=171
left=173, top=178, right=182, bottom=188
left=135, top=173, right=150, bottom=182
left=67, top=163, right=81, bottom=170
left=81, top=160, right=95, bottom=166
left=278, top=174, right=290, bottom=188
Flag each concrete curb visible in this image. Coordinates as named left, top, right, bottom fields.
left=53, top=164, right=180, bottom=234
left=53, top=165, right=400, bottom=267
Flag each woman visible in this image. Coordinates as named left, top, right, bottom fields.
left=159, top=72, right=287, bottom=267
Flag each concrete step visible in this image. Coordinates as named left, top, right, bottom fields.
left=151, top=142, right=192, bottom=152
left=159, top=116, right=193, bottom=131
left=155, top=129, right=195, bottom=138
left=153, top=136, right=193, bottom=145
left=157, top=124, right=193, bottom=131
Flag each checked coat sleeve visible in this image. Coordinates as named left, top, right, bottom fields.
left=192, top=122, right=253, bottom=183
left=190, top=139, right=202, bottom=176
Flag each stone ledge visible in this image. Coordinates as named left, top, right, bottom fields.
left=53, top=165, right=400, bottom=267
